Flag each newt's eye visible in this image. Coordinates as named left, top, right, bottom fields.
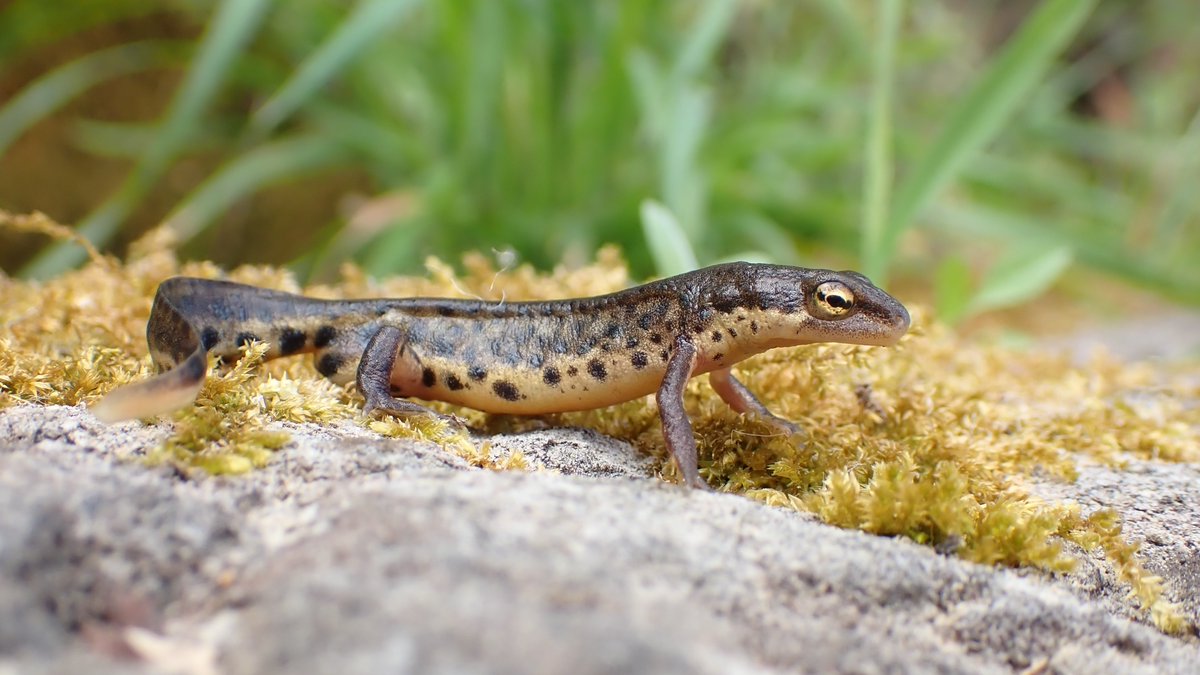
left=813, top=281, right=855, bottom=318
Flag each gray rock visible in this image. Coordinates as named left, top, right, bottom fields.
left=485, top=426, right=658, bottom=479
left=1053, top=312, right=1200, bottom=363
left=1033, top=460, right=1200, bottom=626
left=1, top=404, right=1198, bottom=674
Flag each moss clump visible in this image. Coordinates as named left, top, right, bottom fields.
left=148, top=342, right=293, bottom=473
left=370, top=417, right=528, bottom=472
left=1, top=210, right=1197, bottom=633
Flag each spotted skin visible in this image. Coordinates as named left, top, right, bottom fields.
left=93, top=263, right=911, bottom=489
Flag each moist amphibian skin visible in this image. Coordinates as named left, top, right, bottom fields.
left=94, top=262, right=911, bottom=489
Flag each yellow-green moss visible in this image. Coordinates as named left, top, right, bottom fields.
left=1, top=210, right=1197, bottom=633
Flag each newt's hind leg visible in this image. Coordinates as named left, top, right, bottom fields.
left=657, top=338, right=711, bottom=490
left=708, top=367, right=800, bottom=436
left=356, top=326, right=463, bottom=427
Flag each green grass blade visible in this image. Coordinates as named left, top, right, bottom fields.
left=631, top=1, right=736, bottom=245
left=459, top=0, right=505, bottom=165
left=967, top=243, right=1073, bottom=316
left=1152, top=105, right=1200, bottom=251
left=164, top=136, right=349, bottom=242
left=674, top=0, right=738, bottom=81
left=859, top=0, right=902, bottom=280
left=808, top=0, right=870, bottom=66
left=69, top=119, right=166, bottom=159
left=248, top=0, right=424, bottom=139
left=641, top=199, right=698, bottom=276
left=934, top=256, right=972, bottom=324
left=932, top=203, right=1200, bottom=302
left=362, top=220, right=427, bottom=277
left=661, top=84, right=710, bottom=238
left=872, top=0, right=1097, bottom=282
left=0, top=0, right=155, bottom=60
left=627, top=49, right=666, bottom=141
left=21, top=0, right=271, bottom=279
left=0, top=41, right=181, bottom=158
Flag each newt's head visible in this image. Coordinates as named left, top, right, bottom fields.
left=796, top=269, right=910, bottom=347
left=698, top=263, right=910, bottom=350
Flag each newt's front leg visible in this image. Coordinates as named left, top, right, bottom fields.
left=656, top=338, right=711, bottom=490
left=356, top=325, right=461, bottom=426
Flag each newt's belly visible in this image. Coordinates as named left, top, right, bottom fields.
left=389, top=347, right=675, bottom=415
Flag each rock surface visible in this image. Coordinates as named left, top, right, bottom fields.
left=1, top=404, right=1198, bottom=674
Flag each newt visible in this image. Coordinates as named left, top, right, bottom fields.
left=93, top=262, right=910, bottom=489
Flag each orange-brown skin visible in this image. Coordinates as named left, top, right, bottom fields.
left=94, top=263, right=910, bottom=489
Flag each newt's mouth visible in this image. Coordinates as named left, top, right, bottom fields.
left=846, top=301, right=911, bottom=347
left=886, top=302, right=912, bottom=343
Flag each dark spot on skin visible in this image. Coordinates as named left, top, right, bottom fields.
left=200, top=327, right=220, bottom=351
left=421, top=368, right=436, bottom=388
left=468, top=366, right=487, bottom=382
left=543, top=367, right=561, bottom=386
left=713, top=353, right=724, bottom=361
left=728, top=328, right=737, bottom=339
left=588, top=359, right=607, bottom=381
left=236, top=332, right=260, bottom=348
left=279, top=327, right=306, bottom=355
left=711, top=331, right=723, bottom=342
left=631, top=352, right=648, bottom=369
left=314, top=325, right=337, bottom=348
left=605, top=323, right=621, bottom=339
left=446, top=375, right=465, bottom=391
left=567, top=366, right=579, bottom=377
left=713, top=297, right=738, bottom=313
left=638, top=314, right=655, bottom=330
left=625, top=337, right=639, bottom=349
left=650, top=333, right=663, bottom=344
left=493, top=380, right=520, bottom=401
left=659, top=350, right=669, bottom=361
left=316, top=353, right=344, bottom=377
left=737, top=315, right=746, bottom=322
left=750, top=321, right=759, bottom=334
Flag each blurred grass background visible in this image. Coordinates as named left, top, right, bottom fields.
left=0, top=0, right=1197, bottom=325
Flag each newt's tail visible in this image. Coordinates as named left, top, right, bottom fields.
left=91, top=350, right=207, bottom=422
left=91, top=277, right=216, bottom=422
left=91, top=276, right=358, bottom=422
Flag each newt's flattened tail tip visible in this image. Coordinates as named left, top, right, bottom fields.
left=91, top=351, right=208, bottom=423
